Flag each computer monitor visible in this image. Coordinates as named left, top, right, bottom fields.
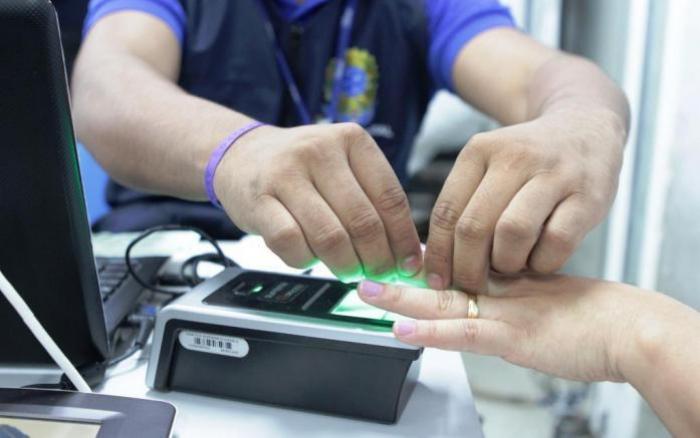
left=0, top=0, right=109, bottom=371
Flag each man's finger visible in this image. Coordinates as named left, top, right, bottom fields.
left=528, top=196, right=591, bottom=273
left=251, top=195, right=316, bottom=269
left=313, top=162, right=397, bottom=279
left=491, top=176, right=567, bottom=274
left=277, top=181, right=362, bottom=280
left=343, top=124, right=423, bottom=278
left=392, top=318, right=519, bottom=358
left=452, top=169, right=527, bottom=292
left=424, top=148, right=486, bottom=290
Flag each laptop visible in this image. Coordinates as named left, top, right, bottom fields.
left=0, top=0, right=163, bottom=385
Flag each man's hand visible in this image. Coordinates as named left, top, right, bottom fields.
left=424, top=28, right=630, bottom=292
left=214, top=123, right=422, bottom=280
left=424, top=109, right=626, bottom=291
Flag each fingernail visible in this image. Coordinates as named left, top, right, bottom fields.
left=395, top=320, right=416, bottom=336
left=359, top=280, right=384, bottom=298
left=399, top=255, right=421, bottom=277
left=427, top=273, right=444, bottom=290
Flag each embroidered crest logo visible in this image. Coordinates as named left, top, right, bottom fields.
left=323, top=47, right=379, bottom=126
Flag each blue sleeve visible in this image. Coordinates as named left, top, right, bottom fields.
left=82, top=0, right=186, bottom=44
left=425, top=0, right=516, bottom=91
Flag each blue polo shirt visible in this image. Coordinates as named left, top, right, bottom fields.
left=84, top=0, right=514, bottom=91
left=82, top=0, right=515, bottom=238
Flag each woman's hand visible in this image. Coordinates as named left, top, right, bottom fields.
left=358, top=275, right=645, bottom=382
left=359, top=275, right=700, bottom=436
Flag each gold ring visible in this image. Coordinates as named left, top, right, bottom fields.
left=466, top=294, right=480, bottom=319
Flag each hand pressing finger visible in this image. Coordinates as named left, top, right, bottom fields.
left=529, top=196, right=595, bottom=273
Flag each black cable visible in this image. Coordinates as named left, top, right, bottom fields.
left=107, top=315, right=155, bottom=367
left=23, top=380, right=75, bottom=391
left=180, top=252, right=237, bottom=287
left=111, top=225, right=237, bottom=368
left=125, top=225, right=235, bottom=294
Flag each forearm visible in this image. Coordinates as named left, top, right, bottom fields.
left=453, top=29, right=629, bottom=134
left=72, top=52, right=253, bottom=201
left=526, top=53, right=630, bottom=141
left=72, top=13, right=255, bottom=201
left=618, top=291, right=700, bottom=436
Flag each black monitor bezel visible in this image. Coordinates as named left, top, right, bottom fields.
left=0, top=389, right=175, bottom=438
left=0, top=0, right=109, bottom=368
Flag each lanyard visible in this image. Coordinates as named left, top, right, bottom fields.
left=257, top=0, right=358, bottom=125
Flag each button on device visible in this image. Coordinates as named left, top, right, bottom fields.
left=230, top=280, right=268, bottom=297
left=262, top=282, right=287, bottom=301
left=275, top=283, right=306, bottom=303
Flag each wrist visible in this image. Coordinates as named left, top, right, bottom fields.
left=613, top=290, right=685, bottom=386
left=204, top=122, right=278, bottom=205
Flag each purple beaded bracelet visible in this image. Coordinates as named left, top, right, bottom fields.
left=204, top=121, right=266, bottom=207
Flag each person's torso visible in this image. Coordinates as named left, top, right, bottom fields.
left=103, top=0, right=433, bottom=236
left=177, top=0, right=432, bottom=175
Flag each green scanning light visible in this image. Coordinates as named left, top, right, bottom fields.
left=330, top=288, right=401, bottom=322
left=251, top=284, right=264, bottom=293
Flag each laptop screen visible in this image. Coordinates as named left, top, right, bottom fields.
left=0, top=0, right=109, bottom=368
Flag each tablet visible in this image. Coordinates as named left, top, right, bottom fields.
left=0, top=389, right=175, bottom=438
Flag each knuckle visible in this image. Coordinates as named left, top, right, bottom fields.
left=423, top=321, right=439, bottom=340
left=586, top=189, right=612, bottom=210
left=466, top=132, right=491, bottom=151
left=376, top=186, right=410, bottom=217
left=431, top=201, right=462, bottom=231
left=436, top=290, right=456, bottom=315
left=295, top=137, right=328, bottom=162
left=500, top=143, right=532, bottom=162
left=494, top=146, right=541, bottom=174
left=492, top=250, right=524, bottom=274
left=265, top=226, right=302, bottom=253
left=544, top=226, right=578, bottom=254
left=337, top=122, right=366, bottom=140
left=455, top=216, right=490, bottom=242
left=562, top=165, right=587, bottom=186
left=386, top=285, right=404, bottom=305
left=461, top=319, right=480, bottom=344
left=347, top=211, right=384, bottom=241
left=338, top=123, right=373, bottom=152
left=312, top=226, right=348, bottom=253
left=457, top=143, right=482, bottom=164
left=496, top=216, right=537, bottom=241
left=264, top=226, right=304, bottom=267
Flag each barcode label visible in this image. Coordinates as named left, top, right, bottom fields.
left=178, top=330, right=249, bottom=358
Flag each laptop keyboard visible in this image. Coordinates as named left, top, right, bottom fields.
left=95, top=256, right=166, bottom=333
left=95, top=259, right=139, bottom=302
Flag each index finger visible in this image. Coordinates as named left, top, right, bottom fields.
left=358, top=280, right=501, bottom=320
left=424, top=148, right=486, bottom=289
left=344, top=124, right=422, bottom=277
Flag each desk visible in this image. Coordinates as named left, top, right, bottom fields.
left=93, top=234, right=485, bottom=438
